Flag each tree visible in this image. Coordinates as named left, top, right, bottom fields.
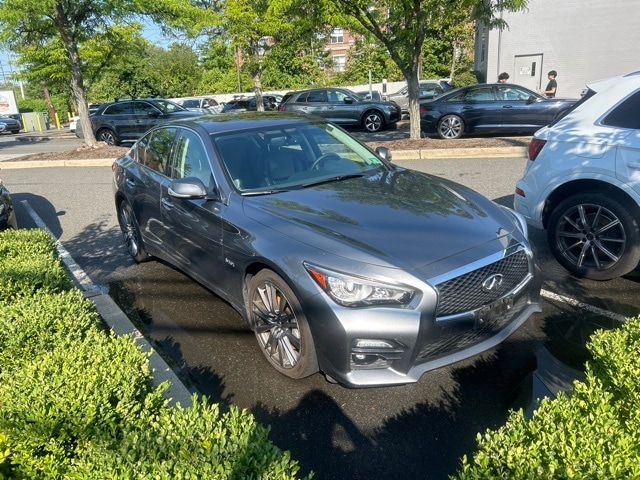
left=0, top=0, right=205, bottom=146
left=222, top=0, right=332, bottom=106
left=326, top=0, right=528, bottom=138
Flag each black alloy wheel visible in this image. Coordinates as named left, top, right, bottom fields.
left=249, top=270, right=318, bottom=378
left=547, top=193, right=640, bottom=280
left=117, top=201, right=150, bottom=263
left=97, top=128, right=119, bottom=146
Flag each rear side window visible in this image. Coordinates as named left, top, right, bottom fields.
left=600, top=90, right=640, bottom=129
left=306, top=91, right=326, bottom=103
left=103, top=102, right=133, bottom=115
left=139, top=127, right=177, bottom=174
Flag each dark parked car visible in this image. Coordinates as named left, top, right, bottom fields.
left=0, top=178, right=17, bottom=230
left=221, top=95, right=280, bottom=113
left=278, top=87, right=402, bottom=132
left=420, top=83, right=577, bottom=139
left=385, top=80, right=452, bottom=114
left=356, top=90, right=383, bottom=101
left=76, top=98, right=202, bottom=145
left=112, top=112, right=541, bottom=387
left=0, top=114, right=21, bottom=134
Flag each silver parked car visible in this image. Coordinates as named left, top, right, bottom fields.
left=278, top=88, right=402, bottom=132
left=385, top=80, right=452, bottom=114
left=113, top=112, right=541, bottom=387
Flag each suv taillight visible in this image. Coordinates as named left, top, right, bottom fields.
left=528, top=138, right=547, bottom=161
left=278, top=105, right=286, bottom=111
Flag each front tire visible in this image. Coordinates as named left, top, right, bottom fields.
left=249, top=270, right=318, bottom=379
left=547, top=193, right=640, bottom=280
left=437, top=114, right=464, bottom=139
left=363, top=110, right=385, bottom=132
left=117, top=201, right=150, bottom=263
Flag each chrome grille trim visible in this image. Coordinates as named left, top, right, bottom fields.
left=434, top=247, right=532, bottom=321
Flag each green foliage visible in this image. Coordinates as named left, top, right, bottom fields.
left=0, top=229, right=71, bottom=300
left=73, top=399, right=305, bottom=479
left=453, top=317, right=640, bottom=479
left=0, top=228, right=309, bottom=479
left=333, top=39, right=403, bottom=85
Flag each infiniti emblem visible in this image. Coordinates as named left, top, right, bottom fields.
left=481, top=273, right=504, bottom=293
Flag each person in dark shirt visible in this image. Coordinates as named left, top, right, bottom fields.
left=542, top=70, right=558, bottom=97
left=497, top=72, right=510, bottom=83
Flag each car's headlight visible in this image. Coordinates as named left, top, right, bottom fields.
left=499, top=205, right=528, bottom=238
left=304, top=263, right=415, bottom=307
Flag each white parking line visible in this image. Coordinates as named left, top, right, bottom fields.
left=540, top=288, right=627, bottom=323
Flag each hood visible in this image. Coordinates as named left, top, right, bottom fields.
left=244, top=169, right=520, bottom=270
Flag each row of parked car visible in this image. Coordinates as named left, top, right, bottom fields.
left=75, top=79, right=586, bottom=147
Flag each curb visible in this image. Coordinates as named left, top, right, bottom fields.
left=0, top=147, right=527, bottom=170
left=0, top=159, right=114, bottom=169
left=20, top=199, right=195, bottom=408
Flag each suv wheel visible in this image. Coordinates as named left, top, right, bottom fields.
left=363, top=110, right=385, bottom=132
left=547, top=193, right=640, bottom=280
left=97, top=128, right=119, bottom=146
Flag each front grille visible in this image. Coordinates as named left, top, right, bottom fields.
left=417, top=296, right=528, bottom=360
left=435, top=249, right=530, bottom=319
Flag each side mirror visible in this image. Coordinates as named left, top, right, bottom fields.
left=344, top=97, right=354, bottom=104
left=168, top=177, right=207, bottom=199
left=527, top=95, right=538, bottom=104
left=375, top=146, right=392, bottom=163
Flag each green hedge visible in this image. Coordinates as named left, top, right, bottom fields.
left=0, top=229, right=309, bottom=479
left=454, top=317, right=640, bottom=479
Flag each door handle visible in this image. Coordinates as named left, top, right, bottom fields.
left=502, top=105, right=513, bottom=109
left=161, top=197, right=174, bottom=210
left=125, top=178, right=135, bottom=187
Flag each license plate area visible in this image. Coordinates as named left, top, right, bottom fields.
left=475, top=295, right=514, bottom=327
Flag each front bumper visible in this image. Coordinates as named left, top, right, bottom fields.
left=303, top=247, right=542, bottom=388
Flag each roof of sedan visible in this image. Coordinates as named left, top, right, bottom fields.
left=175, top=111, right=325, bottom=134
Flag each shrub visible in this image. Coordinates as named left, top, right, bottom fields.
left=0, top=229, right=309, bottom=479
left=453, top=317, right=640, bottom=479
left=0, top=229, right=72, bottom=300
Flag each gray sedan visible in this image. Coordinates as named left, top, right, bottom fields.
left=112, top=112, right=541, bottom=387
left=278, top=88, right=402, bottom=132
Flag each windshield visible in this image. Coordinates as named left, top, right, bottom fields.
left=345, top=90, right=365, bottom=101
left=154, top=99, right=188, bottom=113
left=213, top=121, right=389, bottom=193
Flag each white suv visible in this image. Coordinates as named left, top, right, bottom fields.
left=514, top=72, right=640, bottom=280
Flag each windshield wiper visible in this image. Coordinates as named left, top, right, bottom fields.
left=242, top=188, right=290, bottom=196
left=302, top=173, right=367, bottom=188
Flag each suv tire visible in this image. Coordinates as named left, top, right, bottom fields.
left=97, top=128, right=119, bottom=146
left=547, top=193, right=640, bottom=280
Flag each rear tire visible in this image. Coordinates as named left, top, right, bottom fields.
left=437, top=115, right=464, bottom=139
left=117, top=201, right=150, bottom=263
left=249, top=270, right=318, bottom=379
left=97, top=128, right=119, bottom=146
left=547, top=193, right=640, bottom=280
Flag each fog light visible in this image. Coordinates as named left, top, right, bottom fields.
left=351, top=354, right=388, bottom=368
